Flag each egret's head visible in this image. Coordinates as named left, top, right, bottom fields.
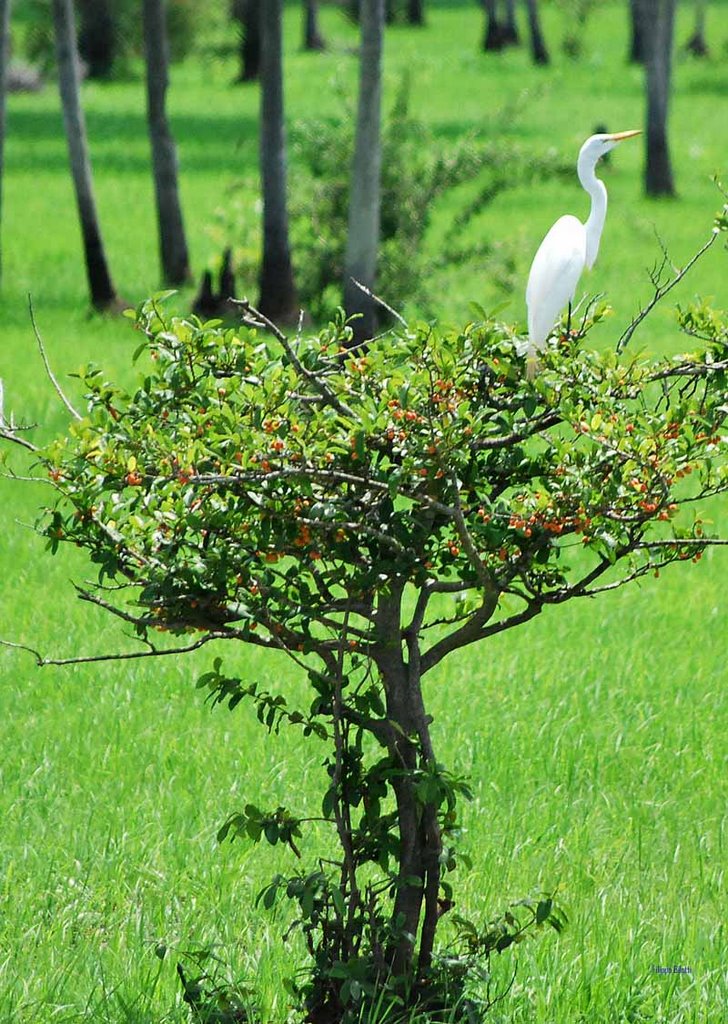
left=580, top=130, right=641, bottom=164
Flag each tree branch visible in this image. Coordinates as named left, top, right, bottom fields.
left=616, top=229, right=719, bottom=353
left=29, top=295, right=83, bottom=421
left=0, top=632, right=229, bottom=667
left=231, top=298, right=355, bottom=419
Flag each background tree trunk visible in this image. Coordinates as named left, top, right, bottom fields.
left=628, top=0, right=646, bottom=62
left=0, top=0, right=11, bottom=285
left=482, top=0, right=504, bottom=51
left=52, top=0, right=117, bottom=310
left=259, top=0, right=298, bottom=322
left=233, top=0, right=260, bottom=82
left=77, top=0, right=116, bottom=79
left=684, top=0, right=707, bottom=56
left=407, top=0, right=424, bottom=26
left=344, top=0, right=384, bottom=348
left=524, top=0, right=549, bottom=64
left=302, top=0, right=326, bottom=50
left=644, top=0, right=676, bottom=196
left=502, top=0, right=519, bottom=44
left=143, top=0, right=190, bottom=286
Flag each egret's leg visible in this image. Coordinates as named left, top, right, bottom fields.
left=566, top=301, right=572, bottom=336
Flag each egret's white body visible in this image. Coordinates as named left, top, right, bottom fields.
left=525, top=130, right=640, bottom=370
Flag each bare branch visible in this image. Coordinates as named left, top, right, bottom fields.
left=471, top=412, right=561, bottom=451
left=230, top=298, right=355, bottom=419
left=349, top=277, right=408, bottom=329
left=448, top=471, right=496, bottom=590
left=0, top=632, right=230, bottom=668
left=29, top=295, right=82, bottom=421
left=0, top=427, right=38, bottom=452
left=616, top=229, right=719, bottom=353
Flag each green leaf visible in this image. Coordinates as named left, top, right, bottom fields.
left=536, top=898, right=553, bottom=925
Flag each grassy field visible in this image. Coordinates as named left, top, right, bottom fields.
left=1, top=2, right=727, bottom=1021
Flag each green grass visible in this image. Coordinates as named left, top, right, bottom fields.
left=1, top=3, right=727, bottom=1021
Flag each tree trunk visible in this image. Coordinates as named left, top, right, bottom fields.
left=233, top=0, right=260, bottom=82
left=628, top=0, right=646, bottom=63
left=258, top=0, right=298, bottom=322
left=302, top=0, right=326, bottom=50
left=684, top=0, right=707, bottom=56
left=374, top=587, right=443, bottom=982
left=143, top=0, right=190, bottom=286
left=524, top=0, right=549, bottom=64
left=482, top=0, right=504, bottom=51
left=407, top=0, right=425, bottom=26
left=344, top=0, right=384, bottom=349
left=0, top=0, right=11, bottom=285
left=52, top=0, right=117, bottom=310
left=502, top=0, right=519, bottom=44
left=644, top=0, right=676, bottom=197
left=77, top=0, right=116, bottom=79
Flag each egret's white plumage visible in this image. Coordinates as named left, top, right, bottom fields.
left=525, top=130, right=640, bottom=373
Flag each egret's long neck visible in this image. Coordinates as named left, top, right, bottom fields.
left=578, top=153, right=607, bottom=270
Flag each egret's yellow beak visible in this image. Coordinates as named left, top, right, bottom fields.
left=608, top=129, right=641, bottom=142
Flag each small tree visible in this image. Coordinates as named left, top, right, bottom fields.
left=142, top=0, right=191, bottom=286
left=2, top=214, right=727, bottom=1021
left=628, top=0, right=646, bottom=62
left=344, top=0, right=384, bottom=348
left=502, top=0, right=519, bottom=45
left=51, top=0, right=119, bottom=311
left=258, top=0, right=298, bottom=323
left=407, top=0, right=425, bottom=26
left=232, top=0, right=261, bottom=83
left=77, top=0, right=116, bottom=79
left=481, top=0, right=504, bottom=52
left=0, top=0, right=12, bottom=286
left=303, top=0, right=326, bottom=50
left=643, top=0, right=677, bottom=197
left=524, top=0, right=549, bottom=64
left=683, top=0, right=707, bottom=57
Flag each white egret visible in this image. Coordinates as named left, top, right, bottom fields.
left=525, top=130, right=640, bottom=373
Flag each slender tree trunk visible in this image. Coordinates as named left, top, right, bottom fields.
left=233, top=0, right=260, bottom=82
left=344, top=0, right=384, bottom=348
left=482, top=0, right=504, bottom=51
left=524, top=0, right=549, bottom=64
left=502, top=0, right=519, bottom=44
left=374, top=586, right=442, bottom=982
left=143, top=0, right=190, bottom=286
left=644, top=0, right=676, bottom=196
left=684, top=0, right=707, bottom=56
left=628, top=0, right=646, bottom=63
left=77, top=0, right=116, bottom=79
left=302, top=0, right=326, bottom=50
left=0, top=0, right=11, bottom=285
left=52, top=0, right=117, bottom=310
left=407, top=0, right=425, bottom=26
left=258, top=0, right=298, bottom=322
